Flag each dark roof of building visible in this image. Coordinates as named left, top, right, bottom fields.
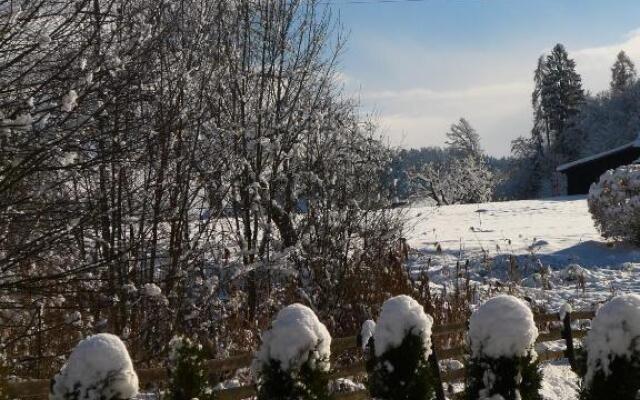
left=556, top=137, right=640, bottom=172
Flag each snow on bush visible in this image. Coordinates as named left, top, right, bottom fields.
left=254, top=304, right=331, bottom=400
left=561, top=264, right=590, bottom=282
left=580, top=294, right=640, bottom=399
left=50, top=333, right=138, bottom=400
left=469, top=295, right=538, bottom=359
left=143, top=283, right=162, bottom=298
left=366, top=295, right=437, bottom=400
left=467, top=295, right=542, bottom=400
left=255, top=303, right=331, bottom=372
left=373, top=295, right=433, bottom=358
left=588, top=163, right=640, bottom=244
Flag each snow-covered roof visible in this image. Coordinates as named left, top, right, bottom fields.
left=557, top=136, right=640, bottom=172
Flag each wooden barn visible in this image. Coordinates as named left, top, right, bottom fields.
left=557, top=138, right=640, bottom=195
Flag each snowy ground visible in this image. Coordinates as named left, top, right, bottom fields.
left=540, top=361, right=580, bottom=400
left=405, top=195, right=640, bottom=312
left=404, top=195, right=640, bottom=399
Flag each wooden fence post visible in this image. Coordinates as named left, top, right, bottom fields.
left=429, top=346, right=446, bottom=400
left=561, top=311, right=576, bottom=371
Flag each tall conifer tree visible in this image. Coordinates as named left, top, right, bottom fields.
left=610, top=50, right=637, bottom=94
left=531, top=44, right=584, bottom=163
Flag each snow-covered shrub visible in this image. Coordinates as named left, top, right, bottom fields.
left=253, top=304, right=331, bottom=400
left=366, top=295, right=437, bottom=400
left=580, top=294, right=640, bottom=400
left=50, top=333, right=139, bottom=400
left=163, top=336, right=214, bottom=400
left=588, top=164, right=640, bottom=244
left=466, top=295, right=542, bottom=400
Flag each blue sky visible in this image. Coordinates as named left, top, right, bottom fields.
left=331, top=0, right=640, bottom=156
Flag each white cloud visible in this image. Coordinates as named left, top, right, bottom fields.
left=363, top=82, right=531, bottom=102
left=574, top=30, right=640, bottom=93
left=367, top=82, right=531, bottom=151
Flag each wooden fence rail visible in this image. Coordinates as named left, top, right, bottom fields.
left=5, top=310, right=594, bottom=399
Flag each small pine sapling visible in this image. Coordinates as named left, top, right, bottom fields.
left=254, top=304, right=331, bottom=400
left=466, top=295, right=542, bottom=400
left=366, top=295, right=438, bottom=400
left=163, top=336, right=215, bottom=400
left=580, top=294, right=640, bottom=400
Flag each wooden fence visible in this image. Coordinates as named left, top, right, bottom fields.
left=5, top=310, right=595, bottom=400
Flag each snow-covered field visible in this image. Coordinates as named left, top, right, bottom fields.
left=406, top=196, right=640, bottom=312
left=404, top=196, right=640, bottom=400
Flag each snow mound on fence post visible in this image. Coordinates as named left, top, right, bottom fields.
left=469, top=295, right=538, bottom=358
left=255, top=303, right=331, bottom=372
left=50, top=333, right=139, bottom=400
left=373, top=295, right=433, bottom=357
left=360, top=320, right=376, bottom=350
left=584, top=293, right=640, bottom=383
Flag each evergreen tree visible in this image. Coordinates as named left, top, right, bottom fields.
left=579, top=294, right=640, bottom=400
left=254, top=304, right=331, bottom=400
left=610, top=50, right=637, bottom=94
left=532, top=55, right=549, bottom=154
left=580, top=351, right=640, bottom=400
left=521, top=44, right=584, bottom=197
left=508, top=56, right=549, bottom=199
left=256, top=357, right=330, bottom=400
left=366, top=295, right=438, bottom=400
left=467, top=353, right=543, bottom=400
left=573, top=81, right=640, bottom=157
left=366, top=333, right=438, bottom=400
left=506, top=136, right=544, bottom=199
left=466, top=296, right=543, bottom=400
left=539, top=43, right=585, bottom=162
left=164, top=336, right=215, bottom=400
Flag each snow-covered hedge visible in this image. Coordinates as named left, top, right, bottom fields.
left=580, top=294, right=640, bottom=400
left=164, top=336, right=214, bottom=400
left=467, top=295, right=542, bottom=400
left=588, top=164, right=640, bottom=244
left=366, top=295, right=437, bottom=400
left=254, top=303, right=331, bottom=400
left=50, top=333, right=139, bottom=400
